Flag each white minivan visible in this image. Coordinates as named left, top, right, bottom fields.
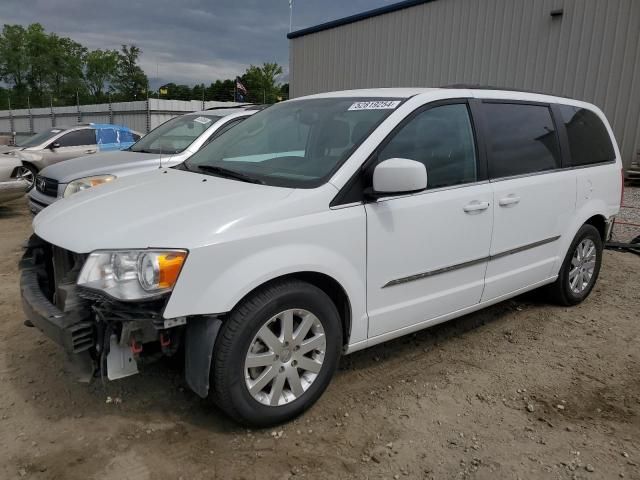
left=21, top=87, right=622, bottom=426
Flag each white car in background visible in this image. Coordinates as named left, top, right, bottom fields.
left=28, top=105, right=263, bottom=213
left=21, top=88, right=622, bottom=426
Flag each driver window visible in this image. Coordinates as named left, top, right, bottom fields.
left=377, top=104, right=477, bottom=189
left=55, top=129, right=97, bottom=148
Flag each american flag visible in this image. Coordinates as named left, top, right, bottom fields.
left=236, top=78, right=248, bottom=95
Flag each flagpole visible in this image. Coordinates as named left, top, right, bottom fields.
left=289, top=0, right=293, bottom=32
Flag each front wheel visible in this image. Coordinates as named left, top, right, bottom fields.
left=210, top=279, right=342, bottom=427
left=16, top=163, right=37, bottom=191
left=548, top=224, right=603, bottom=306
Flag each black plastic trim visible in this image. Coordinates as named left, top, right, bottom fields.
left=382, top=235, right=561, bottom=288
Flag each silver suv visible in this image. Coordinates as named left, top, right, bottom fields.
left=3, top=123, right=141, bottom=191
left=28, top=106, right=262, bottom=214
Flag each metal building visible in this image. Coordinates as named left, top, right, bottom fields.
left=288, top=0, right=640, bottom=169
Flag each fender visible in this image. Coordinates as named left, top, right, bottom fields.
left=164, top=203, right=368, bottom=345
left=551, top=197, right=611, bottom=275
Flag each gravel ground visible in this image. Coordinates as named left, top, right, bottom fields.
left=0, top=196, right=639, bottom=480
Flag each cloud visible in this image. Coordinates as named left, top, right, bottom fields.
left=0, top=0, right=391, bottom=85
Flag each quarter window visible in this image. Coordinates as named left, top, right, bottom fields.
left=377, top=104, right=477, bottom=189
left=55, top=129, right=96, bottom=147
left=558, top=105, right=615, bottom=166
left=481, top=103, right=561, bottom=178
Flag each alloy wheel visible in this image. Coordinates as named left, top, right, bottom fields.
left=244, top=309, right=326, bottom=407
left=16, top=166, right=35, bottom=190
left=568, top=238, right=597, bottom=294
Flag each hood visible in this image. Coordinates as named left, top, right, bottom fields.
left=33, top=168, right=294, bottom=252
left=0, top=152, right=22, bottom=172
left=38, top=150, right=168, bottom=183
left=0, top=145, right=21, bottom=155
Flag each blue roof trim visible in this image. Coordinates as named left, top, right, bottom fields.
left=287, top=0, right=437, bottom=39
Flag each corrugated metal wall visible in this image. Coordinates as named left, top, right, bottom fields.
left=0, top=99, right=244, bottom=138
left=289, top=0, right=640, bottom=168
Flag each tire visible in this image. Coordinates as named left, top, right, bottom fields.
left=210, top=279, right=342, bottom=427
left=548, top=224, right=603, bottom=306
left=17, top=163, right=37, bottom=191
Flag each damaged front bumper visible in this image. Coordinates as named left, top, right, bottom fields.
left=19, top=235, right=220, bottom=396
left=20, top=236, right=93, bottom=353
left=19, top=235, right=181, bottom=381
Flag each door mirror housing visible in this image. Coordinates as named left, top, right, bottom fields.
left=369, top=158, right=427, bottom=198
left=49, top=142, right=61, bottom=150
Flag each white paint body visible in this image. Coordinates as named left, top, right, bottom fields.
left=32, top=88, right=622, bottom=354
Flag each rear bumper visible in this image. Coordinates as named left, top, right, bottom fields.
left=20, top=238, right=94, bottom=353
left=0, top=178, right=27, bottom=204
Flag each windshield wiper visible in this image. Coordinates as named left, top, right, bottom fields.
left=197, top=165, right=265, bottom=184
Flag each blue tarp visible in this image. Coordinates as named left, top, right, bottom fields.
left=92, top=124, right=137, bottom=151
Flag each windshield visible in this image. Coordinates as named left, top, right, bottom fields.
left=130, top=114, right=223, bottom=154
left=17, top=129, right=64, bottom=148
left=184, top=98, right=402, bottom=188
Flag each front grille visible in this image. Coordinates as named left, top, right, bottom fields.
left=35, top=176, right=59, bottom=197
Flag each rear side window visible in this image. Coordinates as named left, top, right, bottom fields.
left=481, top=103, right=561, bottom=178
left=98, top=128, right=118, bottom=144
left=377, top=103, right=477, bottom=189
left=56, top=129, right=96, bottom=147
left=200, top=117, right=246, bottom=149
left=558, top=105, right=615, bottom=166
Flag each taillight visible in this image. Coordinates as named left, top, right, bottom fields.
left=620, top=167, right=625, bottom=207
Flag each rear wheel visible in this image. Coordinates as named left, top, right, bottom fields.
left=210, top=279, right=342, bottom=427
left=548, top=224, right=603, bottom=305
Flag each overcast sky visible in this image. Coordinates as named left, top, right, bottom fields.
left=0, top=0, right=395, bottom=87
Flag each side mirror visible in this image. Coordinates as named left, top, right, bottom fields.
left=368, top=158, right=427, bottom=198
left=49, top=142, right=61, bottom=150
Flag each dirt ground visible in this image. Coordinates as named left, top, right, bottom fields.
left=0, top=189, right=639, bottom=480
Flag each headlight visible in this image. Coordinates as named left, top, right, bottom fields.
left=77, top=250, right=187, bottom=301
left=63, top=175, right=116, bottom=198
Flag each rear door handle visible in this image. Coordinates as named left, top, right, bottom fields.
left=498, top=195, right=520, bottom=207
left=463, top=200, right=490, bottom=213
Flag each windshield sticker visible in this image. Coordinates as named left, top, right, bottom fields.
left=193, top=116, right=212, bottom=125
left=348, top=100, right=401, bottom=111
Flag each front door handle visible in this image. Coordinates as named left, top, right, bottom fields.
left=498, top=195, right=521, bottom=207
left=463, top=200, right=490, bottom=213
left=84, top=149, right=97, bottom=154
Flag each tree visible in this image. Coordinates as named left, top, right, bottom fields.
left=0, top=25, right=28, bottom=92
left=25, top=23, right=50, bottom=102
left=48, top=35, right=87, bottom=101
left=242, top=62, right=284, bottom=103
left=279, top=83, right=289, bottom=101
left=112, top=45, right=148, bottom=101
left=84, top=49, right=119, bottom=100
left=206, top=79, right=235, bottom=102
